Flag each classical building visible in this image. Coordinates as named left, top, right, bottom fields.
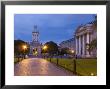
left=29, top=25, right=42, bottom=56
left=75, top=23, right=97, bottom=58
left=59, top=38, right=75, bottom=51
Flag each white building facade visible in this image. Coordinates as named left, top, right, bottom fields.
left=75, top=23, right=97, bottom=58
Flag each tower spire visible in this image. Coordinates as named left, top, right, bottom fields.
left=34, top=25, right=37, bottom=32
left=32, top=25, right=39, bottom=42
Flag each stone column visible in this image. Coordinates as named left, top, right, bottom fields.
left=75, top=37, right=78, bottom=55
left=78, top=36, right=81, bottom=56
left=82, top=35, right=85, bottom=56
left=86, top=33, right=90, bottom=57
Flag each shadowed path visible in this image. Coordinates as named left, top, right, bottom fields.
left=14, top=58, right=75, bottom=76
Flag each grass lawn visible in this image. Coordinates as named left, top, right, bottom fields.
left=46, top=58, right=97, bottom=76
left=76, top=59, right=97, bottom=76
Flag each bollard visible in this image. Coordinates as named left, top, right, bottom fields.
left=50, top=58, right=51, bottom=62
left=73, top=59, right=76, bottom=74
left=57, top=58, right=58, bottom=65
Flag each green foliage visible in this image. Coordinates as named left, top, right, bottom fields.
left=42, top=41, right=58, bottom=56
left=87, top=39, right=97, bottom=52
left=59, top=47, right=70, bottom=55
left=14, top=40, right=30, bottom=56
left=93, top=15, right=97, bottom=27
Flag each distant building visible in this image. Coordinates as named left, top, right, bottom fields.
left=29, top=25, right=42, bottom=56
left=75, top=23, right=97, bottom=58
left=59, top=38, right=75, bottom=51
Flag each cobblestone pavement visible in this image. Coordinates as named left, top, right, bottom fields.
left=14, top=58, right=75, bottom=76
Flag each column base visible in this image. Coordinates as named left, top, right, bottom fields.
left=76, top=54, right=93, bottom=58
left=80, top=54, right=91, bottom=58
left=86, top=54, right=91, bottom=58
left=81, top=55, right=86, bottom=58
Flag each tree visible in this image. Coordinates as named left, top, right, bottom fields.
left=94, top=15, right=97, bottom=26
left=92, top=15, right=97, bottom=30
left=86, top=15, right=97, bottom=54
left=59, top=47, right=70, bottom=56
left=87, top=39, right=97, bottom=54
left=87, top=15, right=97, bottom=53
left=89, top=39, right=97, bottom=51
left=42, top=41, right=58, bottom=57
left=14, top=40, right=30, bottom=58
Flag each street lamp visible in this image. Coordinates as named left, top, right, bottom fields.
left=43, top=45, right=47, bottom=50
left=71, top=50, right=74, bottom=54
left=90, top=73, right=94, bottom=76
left=43, top=45, right=48, bottom=59
left=70, top=49, right=76, bottom=74
left=23, top=45, right=27, bottom=59
left=23, top=45, right=27, bottom=50
left=71, top=50, right=75, bottom=58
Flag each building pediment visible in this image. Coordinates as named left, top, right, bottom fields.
left=75, top=23, right=94, bottom=36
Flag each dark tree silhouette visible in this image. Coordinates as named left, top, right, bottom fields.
left=42, top=41, right=58, bottom=57
left=14, top=40, right=30, bottom=58
left=60, top=47, right=70, bottom=56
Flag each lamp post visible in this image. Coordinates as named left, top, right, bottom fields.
left=71, top=50, right=76, bottom=74
left=71, top=50, right=74, bottom=58
left=57, top=51, right=59, bottom=65
left=23, top=45, right=27, bottom=59
left=71, top=50, right=74, bottom=54
left=73, top=59, right=76, bottom=74
left=43, top=45, right=47, bottom=50
left=56, top=48, right=61, bottom=65
left=43, top=45, right=47, bottom=59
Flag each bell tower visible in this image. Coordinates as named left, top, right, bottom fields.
left=29, top=25, right=42, bottom=57
left=32, top=25, right=39, bottom=42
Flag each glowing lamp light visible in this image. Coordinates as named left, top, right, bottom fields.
left=91, top=73, right=94, bottom=76
left=71, top=50, right=74, bottom=53
left=43, top=45, right=47, bottom=50
left=23, top=45, right=27, bottom=49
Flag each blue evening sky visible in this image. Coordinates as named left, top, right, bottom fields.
left=14, top=14, right=96, bottom=44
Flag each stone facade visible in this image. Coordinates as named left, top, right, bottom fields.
left=75, top=23, right=97, bottom=58
left=29, top=26, right=42, bottom=57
